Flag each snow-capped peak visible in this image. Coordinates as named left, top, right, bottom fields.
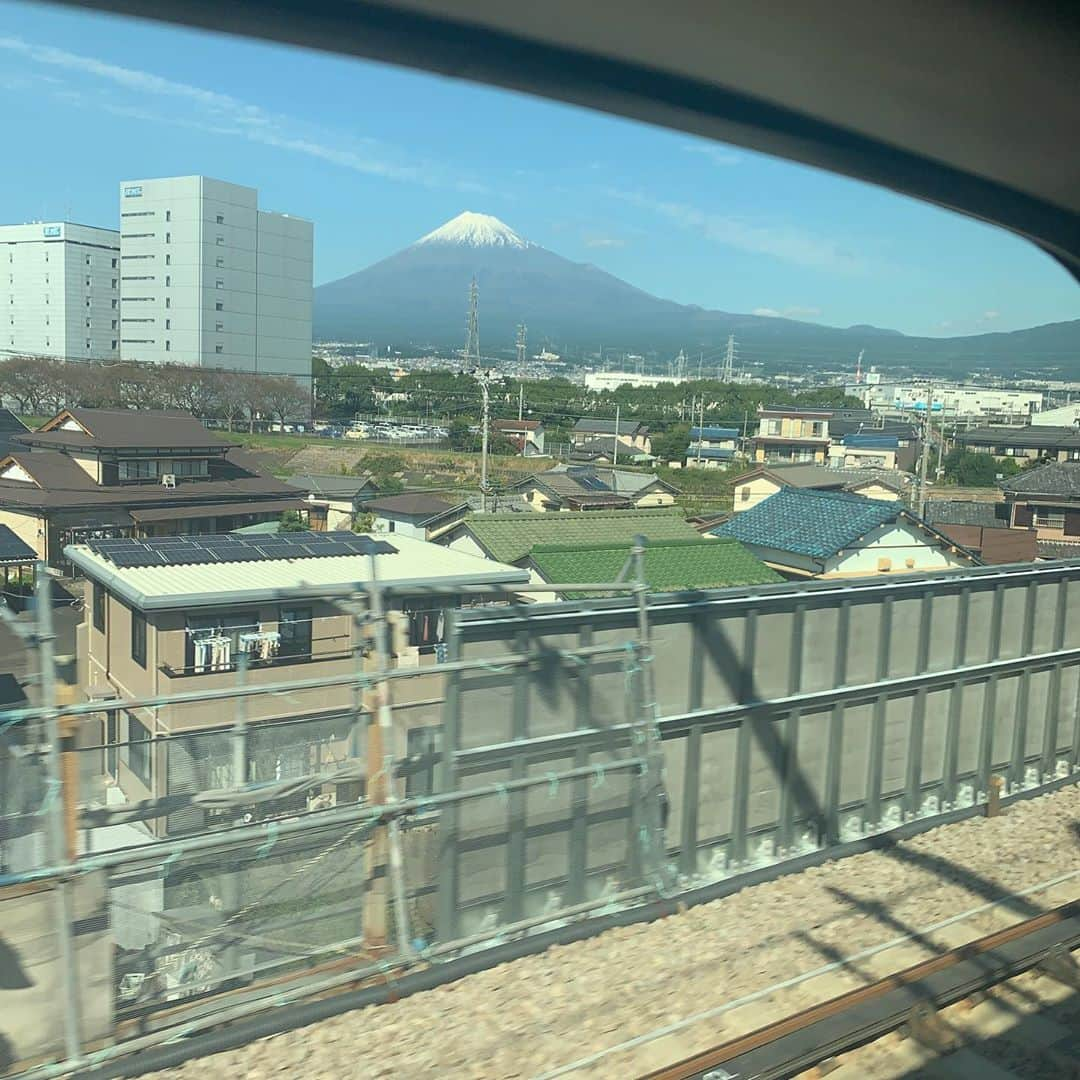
left=415, top=211, right=532, bottom=249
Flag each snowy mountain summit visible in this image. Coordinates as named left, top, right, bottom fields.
left=415, top=211, right=533, bottom=249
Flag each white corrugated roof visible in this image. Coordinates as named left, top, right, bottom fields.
left=66, top=533, right=528, bottom=610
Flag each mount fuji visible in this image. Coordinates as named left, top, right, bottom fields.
left=314, top=211, right=1080, bottom=373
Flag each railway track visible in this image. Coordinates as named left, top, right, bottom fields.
left=642, top=901, right=1080, bottom=1080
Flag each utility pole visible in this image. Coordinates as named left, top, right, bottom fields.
left=518, top=383, right=524, bottom=421
left=613, top=404, right=620, bottom=467
left=722, top=334, right=736, bottom=382
left=917, top=385, right=933, bottom=516
left=474, top=370, right=492, bottom=512
left=697, top=395, right=705, bottom=466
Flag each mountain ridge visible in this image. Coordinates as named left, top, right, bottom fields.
left=314, top=212, right=1080, bottom=374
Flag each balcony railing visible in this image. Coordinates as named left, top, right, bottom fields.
left=160, top=646, right=355, bottom=678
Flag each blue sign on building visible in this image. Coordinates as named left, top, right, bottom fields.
left=42, top=225, right=61, bottom=237
left=123, top=186, right=143, bottom=198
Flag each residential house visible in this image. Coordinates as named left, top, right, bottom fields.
left=568, top=437, right=655, bottom=465
left=571, top=418, right=651, bottom=454
left=511, top=464, right=679, bottom=511
left=713, top=487, right=979, bottom=578
left=1000, top=461, right=1080, bottom=558
left=363, top=493, right=464, bottom=539
left=923, top=499, right=1036, bottom=564
left=0, top=408, right=306, bottom=566
left=957, top=426, right=1080, bottom=462
left=491, top=419, right=546, bottom=456
left=437, top=507, right=700, bottom=568
left=685, top=426, right=739, bottom=469
left=526, top=537, right=780, bottom=600
left=827, top=433, right=901, bottom=470
left=65, top=530, right=527, bottom=833
left=751, top=406, right=831, bottom=463
left=286, top=473, right=380, bottom=530
left=731, top=464, right=909, bottom=513
left=0, top=523, right=36, bottom=594
left=424, top=493, right=532, bottom=541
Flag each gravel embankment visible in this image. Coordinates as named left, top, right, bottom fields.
left=145, top=784, right=1080, bottom=1080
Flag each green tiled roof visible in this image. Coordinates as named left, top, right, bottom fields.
left=464, top=508, right=699, bottom=564
left=530, top=537, right=782, bottom=598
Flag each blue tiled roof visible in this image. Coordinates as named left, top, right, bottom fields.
left=690, top=426, right=739, bottom=441
left=712, top=486, right=900, bottom=558
left=843, top=433, right=900, bottom=449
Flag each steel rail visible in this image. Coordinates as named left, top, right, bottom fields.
left=641, top=900, right=1080, bottom=1080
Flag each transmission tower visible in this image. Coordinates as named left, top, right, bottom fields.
left=516, top=323, right=527, bottom=365
left=465, top=277, right=480, bottom=363
left=674, top=349, right=687, bottom=382
left=721, top=334, right=737, bottom=382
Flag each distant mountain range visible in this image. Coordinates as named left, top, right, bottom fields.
left=314, top=212, right=1080, bottom=375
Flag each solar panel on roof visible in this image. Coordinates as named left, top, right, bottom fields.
left=109, top=550, right=167, bottom=568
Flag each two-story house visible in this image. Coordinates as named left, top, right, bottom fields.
left=511, top=464, right=678, bottom=511
left=491, top=419, right=546, bottom=456
left=66, top=530, right=527, bottom=834
left=751, top=406, right=831, bottom=463
left=1000, top=460, right=1080, bottom=558
left=0, top=408, right=305, bottom=566
left=685, top=426, right=739, bottom=468
left=571, top=418, right=651, bottom=455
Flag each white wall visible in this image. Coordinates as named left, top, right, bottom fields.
left=826, top=522, right=969, bottom=576
left=1, top=221, right=120, bottom=361
left=373, top=514, right=426, bottom=540
left=118, top=177, right=311, bottom=376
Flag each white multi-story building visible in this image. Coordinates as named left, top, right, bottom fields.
left=1, top=221, right=121, bottom=362
left=852, top=381, right=1043, bottom=422
left=118, top=176, right=312, bottom=377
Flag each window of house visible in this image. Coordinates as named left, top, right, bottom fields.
left=92, top=581, right=106, bottom=633
left=105, top=709, right=118, bottom=778
left=127, top=713, right=151, bottom=785
left=1035, top=509, right=1066, bottom=529
left=131, top=607, right=147, bottom=668
left=279, top=606, right=313, bottom=659
left=118, top=459, right=158, bottom=480
left=405, top=726, right=440, bottom=798
left=766, top=419, right=782, bottom=436
left=740, top=487, right=751, bottom=502
left=185, top=612, right=259, bottom=672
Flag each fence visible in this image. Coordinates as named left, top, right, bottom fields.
left=2, top=554, right=1080, bottom=1074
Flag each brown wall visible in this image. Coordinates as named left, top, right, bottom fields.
left=980, top=528, right=1038, bottom=564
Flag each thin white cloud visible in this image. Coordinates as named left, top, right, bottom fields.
left=753, top=305, right=823, bottom=320
left=0, top=35, right=484, bottom=193
left=681, top=143, right=744, bottom=167
left=583, top=233, right=626, bottom=249
left=982, top=310, right=1001, bottom=320
left=607, top=188, right=871, bottom=274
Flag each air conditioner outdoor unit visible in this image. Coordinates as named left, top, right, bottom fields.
left=161, top=473, right=177, bottom=488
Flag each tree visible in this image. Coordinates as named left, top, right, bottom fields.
left=941, top=449, right=1022, bottom=487
left=652, top=423, right=692, bottom=462
left=353, top=510, right=376, bottom=533
left=0, top=356, right=49, bottom=415
left=262, top=375, right=310, bottom=429
left=356, top=450, right=405, bottom=494
left=279, top=510, right=308, bottom=532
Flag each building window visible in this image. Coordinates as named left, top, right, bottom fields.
left=105, top=710, right=118, bottom=778
left=215, top=321, right=224, bottom=332
left=405, top=727, right=439, bottom=798
left=85, top=277, right=91, bottom=287
left=279, top=607, right=312, bottom=659
left=165, top=297, right=171, bottom=308
left=85, top=299, right=91, bottom=308
left=126, top=714, right=151, bottom=785
left=86, top=318, right=91, bottom=328
left=215, top=279, right=224, bottom=289
left=216, top=214, right=224, bottom=224
left=165, top=254, right=170, bottom=265
left=111, top=258, right=118, bottom=268
left=165, top=318, right=171, bottom=330
left=111, top=340, right=117, bottom=349
left=1035, top=510, right=1066, bottom=529
left=216, top=235, right=225, bottom=246
left=111, top=298, right=118, bottom=309
left=111, top=319, right=117, bottom=329
left=131, top=607, right=147, bottom=668
left=92, top=582, right=106, bottom=633
left=165, top=340, right=170, bottom=351
left=185, top=612, right=259, bottom=672
left=165, top=232, right=171, bottom=243
left=111, top=279, right=117, bottom=288
left=215, top=301, right=223, bottom=311
left=216, top=257, right=224, bottom=268
left=86, top=256, right=91, bottom=265
left=215, top=344, right=223, bottom=354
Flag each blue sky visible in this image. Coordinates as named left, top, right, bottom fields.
left=1, top=1, right=1077, bottom=338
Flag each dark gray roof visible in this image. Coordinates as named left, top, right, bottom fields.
left=739, top=464, right=910, bottom=492
left=1037, top=540, right=1080, bottom=560
left=959, top=426, right=1080, bottom=450
left=17, top=407, right=220, bottom=450
left=572, top=418, right=648, bottom=435
left=286, top=473, right=378, bottom=499
left=1001, top=461, right=1080, bottom=496
left=0, top=524, right=36, bottom=564
left=924, top=500, right=1009, bottom=529
left=363, top=493, right=458, bottom=519
left=0, top=409, right=29, bottom=459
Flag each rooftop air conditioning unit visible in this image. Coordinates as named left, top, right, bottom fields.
left=161, top=473, right=177, bottom=488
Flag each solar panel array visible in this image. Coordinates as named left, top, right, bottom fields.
left=85, top=531, right=398, bottom=569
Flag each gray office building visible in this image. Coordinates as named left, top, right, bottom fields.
left=118, top=176, right=313, bottom=377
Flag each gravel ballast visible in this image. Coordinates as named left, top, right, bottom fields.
left=143, top=783, right=1080, bottom=1079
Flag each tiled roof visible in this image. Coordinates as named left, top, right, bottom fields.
left=530, top=537, right=781, bottom=598
left=286, top=473, right=378, bottom=498
left=843, top=433, right=900, bottom=449
left=961, top=426, right=1080, bottom=450
left=713, top=486, right=901, bottom=558
left=0, top=409, right=28, bottom=459
left=0, top=523, right=36, bottom=564
left=1037, top=540, right=1080, bottom=560
left=924, top=499, right=1009, bottom=529
left=734, top=464, right=910, bottom=492
left=461, top=508, right=699, bottom=564
left=689, top=426, right=739, bottom=440
left=520, top=465, right=673, bottom=503
left=19, top=407, right=220, bottom=450
left=572, top=418, right=648, bottom=435
left=363, top=493, right=459, bottom=518
left=1001, top=461, right=1080, bottom=496
left=492, top=419, right=542, bottom=431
